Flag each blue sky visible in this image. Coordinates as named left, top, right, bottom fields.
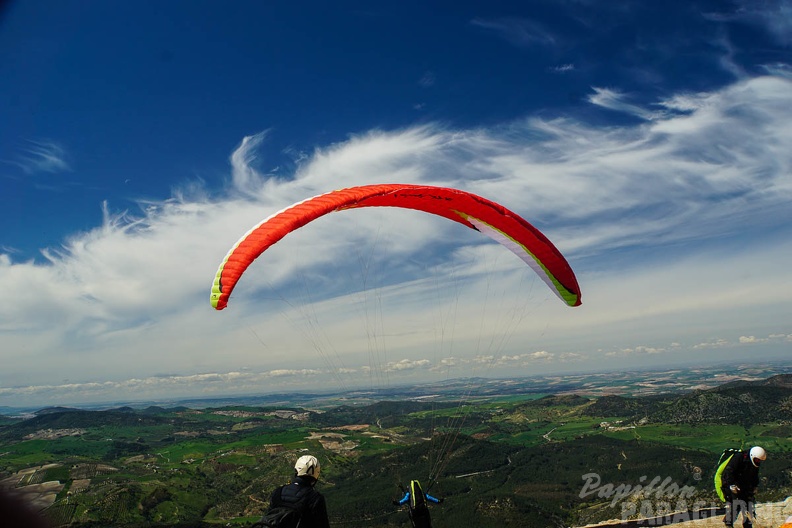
left=1, top=0, right=791, bottom=407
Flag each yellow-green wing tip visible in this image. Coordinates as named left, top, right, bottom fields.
left=210, top=278, right=223, bottom=309
left=559, top=288, right=580, bottom=307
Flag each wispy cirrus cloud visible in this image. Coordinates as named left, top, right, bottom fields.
left=761, top=63, right=792, bottom=78
left=706, top=0, right=792, bottom=46
left=551, top=63, right=575, bottom=73
left=8, top=139, right=71, bottom=175
left=471, top=17, right=557, bottom=48
left=587, top=87, right=665, bottom=120
left=419, top=71, right=436, bottom=87
left=229, top=131, right=270, bottom=196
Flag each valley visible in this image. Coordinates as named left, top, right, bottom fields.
left=1, top=363, right=791, bottom=527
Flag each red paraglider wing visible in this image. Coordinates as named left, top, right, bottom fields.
left=210, top=184, right=581, bottom=310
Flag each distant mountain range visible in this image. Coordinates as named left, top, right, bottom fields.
left=2, top=362, right=791, bottom=423
left=584, top=374, right=792, bottom=425
left=8, top=374, right=790, bottom=436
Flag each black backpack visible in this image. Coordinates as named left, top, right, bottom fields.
left=255, top=505, right=302, bottom=528
left=254, top=485, right=313, bottom=528
left=714, top=447, right=742, bottom=502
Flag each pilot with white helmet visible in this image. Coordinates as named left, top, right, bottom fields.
left=260, top=454, right=330, bottom=528
left=722, top=446, right=767, bottom=528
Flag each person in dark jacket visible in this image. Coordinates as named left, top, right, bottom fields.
left=392, top=480, right=443, bottom=528
left=267, top=455, right=330, bottom=528
left=721, top=446, right=766, bottom=528
left=0, top=488, right=51, bottom=528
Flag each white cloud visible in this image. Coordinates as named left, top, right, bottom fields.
left=8, top=139, right=71, bottom=175
left=693, top=339, right=730, bottom=350
left=605, top=346, right=665, bottom=357
left=2, top=75, right=792, bottom=406
left=714, top=0, right=792, bottom=47
left=761, top=63, right=792, bottom=78
left=230, top=131, right=270, bottom=196
left=737, top=333, right=792, bottom=345
left=558, top=353, right=585, bottom=362
left=526, top=351, right=553, bottom=361
left=587, top=87, right=664, bottom=120
left=384, top=359, right=432, bottom=372
left=471, top=17, right=557, bottom=48
left=712, top=33, right=747, bottom=79
left=268, top=369, right=322, bottom=377
left=703, top=1, right=792, bottom=77
left=419, top=71, right=436, bottom=87
left=501, top=352, right=552, bottom=365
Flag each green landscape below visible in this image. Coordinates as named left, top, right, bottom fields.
left=2, top=363, right=791, bottom=527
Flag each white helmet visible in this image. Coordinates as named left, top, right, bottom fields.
left=749, top=446, right=767, bottom=467
left=294, top=455, right=321, bottom=480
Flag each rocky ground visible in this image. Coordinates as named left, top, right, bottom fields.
left=581, top=499, right=792, bottom=528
